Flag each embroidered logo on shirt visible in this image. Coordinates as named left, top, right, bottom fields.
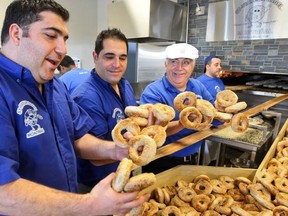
left=112, top=108, right=125, bottom=123
left=215, top=85, right=221, bottom=93
left=17, top=100, right=45, bottom=138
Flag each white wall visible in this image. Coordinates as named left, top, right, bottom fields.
left=0, top=0, right=112, bottom=70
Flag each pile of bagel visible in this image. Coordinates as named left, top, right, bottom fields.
left=129, top=172, right=288, bottom=216
left=174, top=90, right=249, bottom=133
left=251, top=128, right=288, bottom=215
left=112, top=103, right=175, bottom=166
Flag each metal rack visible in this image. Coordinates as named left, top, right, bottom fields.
left=206, top=110, right=281, bottom=166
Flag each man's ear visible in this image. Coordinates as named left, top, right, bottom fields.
left=9, top=24, right=22, bottom=45
left=92, top=50, right=98, bottom=62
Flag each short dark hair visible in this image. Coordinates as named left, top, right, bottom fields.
left=94, top=28, right=128, bottom=55
left=57, top=55, right=75, bottom=71
left=203, top=55, right=220, bottom=73
left=1, top=0, right=69, bottom=45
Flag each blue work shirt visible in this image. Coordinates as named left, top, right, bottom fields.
left=140, top=75, right=214, bottom=157
left=197, top=73, right=225, bottom=101
left=0, top=54, right=95, bottom=192
left=197, top=73, right=225, bottom=126
left=59, top=68, right=91, bottom=94
left=72, top=70, right=137, bottom=187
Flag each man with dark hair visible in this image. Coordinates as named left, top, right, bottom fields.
left=197, top=55, right=225, bottom=101
left=197, top=55, right=225, bottom=164
left=0, top=1, right=148, bottom=215
left=58, top=55, right=90, bottom=94
left=72, top=28, right=138, bottom=192
left=57, top=55, right=76, bottom=75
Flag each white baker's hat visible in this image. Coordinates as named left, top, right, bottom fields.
left=166, top=43, right=199, bottom=60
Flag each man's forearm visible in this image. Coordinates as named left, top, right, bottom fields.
left=74, top=133, right=115, bottom=160
left=0, top=179, right=93, bottom=216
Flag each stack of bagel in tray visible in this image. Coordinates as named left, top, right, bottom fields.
left=129, top=172, right=288, bottom=216
left=174, top=90, right=249, bottom=133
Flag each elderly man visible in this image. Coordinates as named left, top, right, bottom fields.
left=140, top=43, right=214, bottom=174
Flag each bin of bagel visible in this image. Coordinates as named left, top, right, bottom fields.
left=127, top=162, right=286, bottom=215
left=127, top=165, right=263, bottom=215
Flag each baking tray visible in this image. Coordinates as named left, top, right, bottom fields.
left=254, top=118, right=288, bottom=182
left=207, top=124, right=273, bottom=152
left=140, top=165, right=256, bottom=195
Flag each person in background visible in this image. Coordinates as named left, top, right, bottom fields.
left=57, top=54, right=75, bottom=76
left=197, top=55, right=225, bottom=165
left=197, top=55, right=225, bottom=101
left=58, top=55, right=90, bottom=94
left=0, top=1, right=149, bottom=215
left=140, top=43, right=214, bottom=174
left=72, top=28, right=138, bottom=192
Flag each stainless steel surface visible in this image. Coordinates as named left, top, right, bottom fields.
left=206, top=0, right=288, bottom=42
left=125, top=42, right=172, bottom=84
left=108, top=0, right=187, bottom=42
left=207, top=110, right=281, bottom=165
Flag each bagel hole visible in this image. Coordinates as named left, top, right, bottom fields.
left=137, top=146, right=144, bottom=155
left=188, top=113, right=198, bottom=122
left=121, top=129, right=128, bottom=136
left=199, top=185, right=206, bottom=190
left=183, top=98, right=190, bottom=105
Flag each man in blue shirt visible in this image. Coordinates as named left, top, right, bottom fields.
left=72, top=28, right=137, bottom=192
left=0, top=1, right=148, bottom=215
left=58, top=55, right=91, bottom=94
left=140, top=43, right=214, bottom=174
left=197, top=55, right=225, bottom=101
left=197, top=55, right=225, bottom=164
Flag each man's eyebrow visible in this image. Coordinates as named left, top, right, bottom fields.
left=43, top=27, right=69, bottom=40
left=104, top=53, right=127, bottom=57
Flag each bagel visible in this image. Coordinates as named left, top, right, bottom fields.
left=111, top=158, right=133, bottom=192
left=111, top=118, right=140, bottom=148
left=193, top=179, right=213, bottom=195
left=275, top=177, right=288, bottom=193
left=124, top=105, right=149, bottom=118
left=275, top=192, right=288, bottom=207
left=230, top=204, right=251, bottom=216
left=202, top=210, right=221, bottom=216
left=225, top=101, right=247, bottom=113
left=161, top=206, right=182, bottom=216
left=210, top=179, right=227, bottom=194
left=128, top=135, right=157, bottom=166
left=154, top=187, right=165, bottom=203
left=195, top=115, right=213, bottom=131
left=179, top=107, right=203, bottom=130
left=177, top=187, right=196, bottom=202
left=248, top=183, right=275, bottom=210
left=128, top=116, right=148, bottom=127
left=192, top=194, right=210, bottom=212
left=173, top=91, right=197, bottom=112
left=215, top=100, right=226, bottom=112
left=273, top=206, right=288, bottom=216
left=231, top=113, right=249, bottom=133
left=193, top=174, right=210, bottom=183
left=140, top=125, right=167, bottom=147
left=216, top=90, right=238, bottom=107
left=219, top=175, right=235, bottom=190
left=196, top=99, right=216, bottom=118
left=214, top=111, right=233, bottom=122
left=152, top=103, right=175, bottom=123
left=124, top=173, right=156, bottom=192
